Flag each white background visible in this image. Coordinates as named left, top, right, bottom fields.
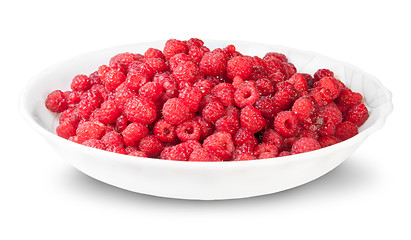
left=1, top=0, right=409, bottom=239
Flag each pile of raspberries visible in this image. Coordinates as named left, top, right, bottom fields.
left=45, top=38, right=369, bottom=161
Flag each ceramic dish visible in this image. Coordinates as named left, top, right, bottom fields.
left=19, top=40, right=393, bottom=200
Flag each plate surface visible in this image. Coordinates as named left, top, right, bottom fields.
left=19, top=40, right=393, bottom=200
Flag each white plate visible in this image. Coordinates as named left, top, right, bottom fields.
left=19, top=40, right=393, bottom=200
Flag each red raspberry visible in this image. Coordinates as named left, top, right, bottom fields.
left=240, top=105, right=266, bottom=133
left=106, top=145, right=127, bottom=154
left=139, top=82, right=163, bottom=101
left=234, top=82, right=259, bottom=108
left=318, top=136, right=340, bottom=148
left=63, top=90, right=82, bottom=108
left=278, top=151, right=291, bottom=157
left=202, top=101, right=225, bottom=123
left=110, top=52, right=138, bottom=68
left=336, top=88, right=363, bottom=109
left=162, top=98, right=190, bottom=125
left=233, top=143, right=255, bottom=157
left=309, top=87, right=333, bottom=107
left=113, top=87, right=137, bottom=112
left=272, top=83, right=299, bottom=110
left=128, top=62, right=155, bottom=78
left=124, top=96, right=157, bottom=124
left=163, top=39, right=189, bottom=60
left=89, top=71, right=102, bottom=85
left=335, top=121, right=358, bottom=141
left=232, top=76, right=245, bottom=89
left=82, top=139, right=106, bottom=150
left=97, top=65, right=111, bottom=79
left=178, top=86, right=202, bottom=112
left=153, top=73, right=178, bottom=98
left=194, top=79, right=213, bottom=97
left=138, top=135, right=164, bottom=157
left=76, top=89, right=103, bottom=119
left=291, top=137, right=321, bottom=154
left=115, top=114, right=129, bottom=133
left=187, top=38, right=205, bottom=48
left=144, top=48, right=165, bottom=60
left=313, top=77, right=341, bottom=99
left=45, top=90, right=68, bottom=113
left=125, top=73, right=148, bottom=91
left=223, top=105, right=240, bottom=119
left=287, top=73, right=308, bottom=92
left=195, top=116, right=214, bottom=140
left=169, top=53, right=191, bottom=71
left=215, top=115, right=240, bottom=135
left=313, top=69, right=334, bottom=82
left=254, top=96, right=280, bottom=119
left=262, top=129, right=283, bottom=149
left=255, top=78, right=275, bottom=96
left=153, top=119, right=177, bottom=143
left=263, top=52, right=288, bottom=63
left=345, top=103, right=369, bottom=127
left=268, top=72, right=286, bottom=85
left=300, top=129, right=319, bottom=140
left=122, top=122, right=149, bottom=147
left=233, top=127, right=258, bottom=147
left=89, top=84, right=109, bottom=101
left=264, top=58, right=286, bottom=75
left=91, top=99, right=120, bottom=124
left=292, top=96, right=316, bottom=121
left=199, top=49, right=227, bottom=76
left=176, top=119, right=201, bottom=142
left=283, top=62, right=297, bottom=79
left=173, top=61, right=200, bottom=83
left=102, top=69, right=126, bottom=92
left=71, top=74, right=91, bottom=92
left=188, top=46, right=207, bottom=64
left=101, top=131, right=124, bottom=147
left=56, top=120, right=76, bottom=139
left=128, top=150, right=148, bottom=157
left=145, top=58, right=166, bottom=74
left=226, top=56, right=253, bottom=79
left=161, top=145, right=188, bottom=161
left=274, top=111, right=300, bottom=137
left=254, top=143, right=278, bottom=159
left=189, top=148, right=214, bottom=162
left=76, top=121, right=106, bottom=143
left=233, top=153, right=257, bottom=161
left=301, top=73, right=314, bottom=87
left=212, top=83, right=235, bottom=106
left=316, top=103, right=343, bottom=136
left=203, top=132, right=235, bottom=161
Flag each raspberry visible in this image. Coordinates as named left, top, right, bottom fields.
left=309, top=87, right=333, bottom=107
left=274, top=111, right=300, bottom=137
left=300, top=129, right=319, bottom=140
left=278, top=151, right=291, bottom=157
left=102, top=69, right=126, bottom=92
left=139, top=82, right=163, bottom=101
left=153, top=119, right=177, bottom=143
left=106, top=145, right=127, bottom=154
left=101, top=131, right=124, bottom=147
left=163, top=39, right=189, bottom=60
left=91, top=99, right=120, bottom=124
left=122, top=122, right=149, bottom=146
left=82, top=139, right=106, bottom=150
left=292, top=96, right=316, bottom=121
left=291, top=137, right=321, bottom=154
left=268, top=72, right=286, bottom=85
left=272, top=83, right=299, bottom=110
left=254, top=143, right=278, bottom=159
left=336, top=88, right=363, bottom=109
left=169, top=53, right=191, bottom=71
left=187, top=38, right=205, bottom=48
left=335, top=121, right=358, bottom=141
left=233, top=153, right=256, bottom=161
left=223, top=105, right=240, bottom=119
left=255, top=78, right=275, bottom=96
left=232, top=76, right=245, bottom=89
left=194, top=79, right=213, bottom=97
left=71, top=74, right=91, bottom=92
left=254, top=96, right=280, bottom=119
left=124, top=96, right=157, bottom=124
left=240, top=105, right=266, bottom=133
left=45, top=90, right=68, bottom=113
left=283, top=62, right=297, bottom=79
left=212, top=83, right=235, bottom=106
left=128, top=62, right=155, bottom=78
left=176, top=119, right=201, bottom=142
left=263, top=52, right=288, bottom=63
left=144, top=48, right=165, bottom=60
left=262, top=129, right=283, bottom=149
left=89, top=71, right=102, bottom=85
left=153, top=73, right=178, bottom=98
left=199, top=49, right=227, bottom=76
left=195, top=116, right=214, bottom=140
left=234, top=82, right=259, bottom=108
left=178, top=86, right=202, bottom=112
left=215, top=115, right=240, bottom=135
left=56, top=120, right=76, bottom=139
left=173, top=61, right=200, bottom=83
left=313, top=77, right=341, bottom=99
left=188, top=148, right=214, bottom=162
left=110, top=52, right=138, bottom=68
left=128, top=150, right=148, bottom=158
left=202, top=101, right=225, bottom=123
left=125, top=73, right=149, bottom=91
left=318, top=136, right=340, bottom=148
left=115, top=114, right=129, bottom=133
left=76, top=121, right=106, bottom=143
left=203, top=132, right=235, bottom=161
left=162, top=98, right=190, bottom=125
left=76, top=89, right=103, bottom=119
left=161, top=145, right=189, bottom=161
left=113, top=87, right=137, bottom=112
left=316, top=103, right=343, bottom=136
left=145, top=57, right=166, bottom=74
left=138, top=135, right=164, bottom=157
left=287, top=73, right=308, bottom=92
left=264, top=58, right=286, bottom=75
left=226, top=56, right=253, bottom=79
left=313, top=69, right=334, bottom=82
left=301, top=73, right=314, bottom=87
left=345, top=103, right=369, bottom=126
left=233, top=127, right=258, bottom=147
left=63, top=90, right=82, bottom=108
left=188, top=46, right=208, bottom=64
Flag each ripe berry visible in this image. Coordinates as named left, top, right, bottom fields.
left=335, top=121, right=358, bottom=141
left=274, top=111, right=300, bottom=137
left=122, top=122, right=149, bottom=146
left=153, top=119, right=177, bottom=143
left=56, top=120, right=76, bottom=139
left=45, top=90, right=68, bottom=113
left=76, top=121, right=106, bottom=143
left=234, top=82, right=259, bottom=108
left=345, top=103, right=369, bottom=127
left=189, top=148, right=214, bottom=162
left=163, top=39, right=189, bottom=60
left=82, top=139, right=106, bottom=150
left=71, top=74, right=91, bottom=92
left=138, top=135, right=164, bottom=157
left=124, top=96, right=157, bottom=124
left=102, top=69, right=126, bottom=92
left=199, top=49, right=227, bottom=76
left=176, top=119, right=201, bottom=142
left=215, top=115, right=240, bottom=135
left=203, top=132, right=235, bottom=161
left=202, top=101, right=225, bottom=123
left=162, top=98, right=190, bottom=125
left=226, top=56, right=253, bottom=79
left=291, top=137, right=321, bottom=154
left=240, top=105, right=266, bottom=133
